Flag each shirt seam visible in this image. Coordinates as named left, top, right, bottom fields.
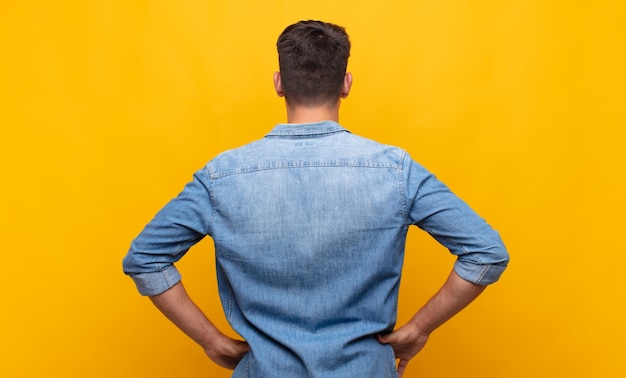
left=203, top=167, right=216, bottom=237
left=265, top=129, right=348, bottom=138
left=209, top=161, right=398, bottom=179
left=398, top=151, right=410, bottom=226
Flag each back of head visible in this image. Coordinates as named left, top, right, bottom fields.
left=277, top=20, right=351, bottom=107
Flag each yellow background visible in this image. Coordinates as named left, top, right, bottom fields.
left=1, top=1, right=624, bottom=377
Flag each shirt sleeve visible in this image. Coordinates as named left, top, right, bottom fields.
left=122, top=167, right=213, bottom=296
left=404, top=156, right=509, bottom=285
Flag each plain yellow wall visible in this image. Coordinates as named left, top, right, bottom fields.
left=1, top=1, right=624, bottom=377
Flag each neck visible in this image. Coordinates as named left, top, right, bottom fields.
left=285, top=101, right=340, bottom=124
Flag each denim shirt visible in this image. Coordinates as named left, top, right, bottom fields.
left=123, top=121, right=509, bottom=377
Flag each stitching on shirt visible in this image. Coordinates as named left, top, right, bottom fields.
left=265, top=122, right=346, bottom=137
left=163, top=268, right=173, bottom=287
left=476, top=265, right=489, bottom=284
left=209, top=160, right=397, bottom=179
left=205, top=167, right=216, bottom=236
left=215, top=263, right=235, bottom=320
left=397, top=151, right=410, bottom=226
left=265, top=129, right=347, bottom=138
left=241, top=354, right=251, bottom=378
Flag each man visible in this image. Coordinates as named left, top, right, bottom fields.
left=123, top=20, right=509, bottom=377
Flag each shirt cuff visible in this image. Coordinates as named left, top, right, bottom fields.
left=127, top=265, right=182, bottom=296
left=454, top=260, right=507, bottom=286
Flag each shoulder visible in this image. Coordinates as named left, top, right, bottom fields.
left=342, top=131, right=410, bottom=165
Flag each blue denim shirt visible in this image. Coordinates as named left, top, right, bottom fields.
left=123, top=121, right=508, bottom=377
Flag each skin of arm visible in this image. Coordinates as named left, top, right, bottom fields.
left=377, top=270, right=486, bottom=377
left=149, top=281, right=249, bottom=370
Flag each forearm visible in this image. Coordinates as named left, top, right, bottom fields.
left=410, top=270, right=486, bottom=334
left=149, top=281, right=221, bottom=350
left=149, top=281, right=249, bottom=369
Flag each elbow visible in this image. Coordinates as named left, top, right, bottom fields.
left=481, top=229, right=510, bottom=268
left=495, top=236, right=510, bottom=266
left=493, top=243, right=510, bottom=268
left=122, top=245, right=149, bottom=276
left=122, top=239, right=159, bottom=276
left=480, top=242, right=510, bottom=284
left=122, top=253, right=135, bottom=276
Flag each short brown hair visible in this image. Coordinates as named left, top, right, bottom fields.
left=277, top=20, right=351, bottom=106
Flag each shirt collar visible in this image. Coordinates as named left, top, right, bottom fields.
left=265, top=121, right=350, bottom=137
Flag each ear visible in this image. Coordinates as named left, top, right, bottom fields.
left=273, top=72, right=284, bottom=97
left=340, top=72, right=353, bottom=99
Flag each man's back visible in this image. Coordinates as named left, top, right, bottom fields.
left=209, top=121, right=406, bottom=376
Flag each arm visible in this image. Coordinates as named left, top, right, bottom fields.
left=377, top=270, right=485, bottom=377
left=123, top=169, right=248, bottom=368
left=380, top=157, right=509, bottom=377
left=122, top=169, right=214, bottom=296
left=150, top=281, right=249, bottom=370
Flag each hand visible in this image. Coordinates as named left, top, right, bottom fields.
left=377, top=322, right=430, bottom=378
left=204, top=333, right=250, bottom=370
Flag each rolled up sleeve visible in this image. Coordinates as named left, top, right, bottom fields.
left=122, top=168, right=213, bottom=296
left=125, top=265, right=183, bottom=296
left=405, top=158, right=509, bottom=285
